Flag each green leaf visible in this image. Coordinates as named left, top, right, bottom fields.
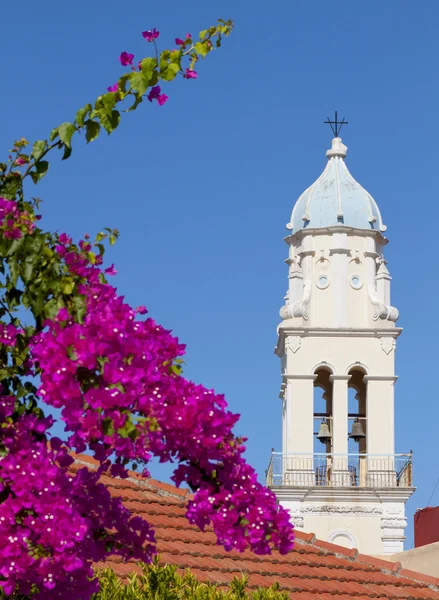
left=140, top=57, right=157, bottom=73
left=160, top=61, right=179, bottom=82
left=127, top=93, right=143, bottom=112
left=117, top=73, right=131, bottom=93
left=58, top=122, right=76, bottom=148
left=129, top=71, right=150, bottom=96
left=30, top=160, right=49, bottom=184
left=76, top=103, right=92, bottom=127
left=62, top=277, right=75, bottom=295
left=0, top=175, right=21, bottom=199
left=99, top=109, right=120, bottom=134
left=62, top=144, right=72, bottom=161
left=31, top=140, right=47, bottom=161
left=85, top=120, right=100, bottom=143
left=50, top=127, right=59, bottom=141
left=101, top=92, right=117, bottom=116
left=194, top=41, right=209, bottom=57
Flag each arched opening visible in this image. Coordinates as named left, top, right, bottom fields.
left=313, top=368, right=333, bottom=455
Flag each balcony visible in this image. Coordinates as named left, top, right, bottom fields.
left=266, top=452, right=413, bottom=488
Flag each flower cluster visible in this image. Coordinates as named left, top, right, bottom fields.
left=0, top=395, right=155, bottom=598
left=0, top=20, right=293, bottom=595
left=115, top=27, right=198, bottom=106
left=0, top=323, right=21, bottom=346
left=0, top=196, right=35, bottom=239
left=31, top=235, right=294, bottom=557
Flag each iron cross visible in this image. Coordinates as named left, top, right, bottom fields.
left=324, top=111, right=348, bottom=137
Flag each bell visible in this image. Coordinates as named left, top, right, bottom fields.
left=316, top=418, right=332, bottom=445
left=349, top=418, right=366, bottom=442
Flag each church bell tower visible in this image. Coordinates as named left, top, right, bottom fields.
left=267, top=127, right=415, bottom=555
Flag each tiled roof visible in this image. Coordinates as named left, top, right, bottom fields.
left=74, top=455, right=439, bottom=599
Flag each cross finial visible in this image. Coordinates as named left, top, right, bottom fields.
left=324, top=111, right=348, bottom=137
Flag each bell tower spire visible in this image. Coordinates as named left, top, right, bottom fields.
left=268, top=128, right=414, bottom=556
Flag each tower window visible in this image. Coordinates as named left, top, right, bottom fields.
left=316, top=274, right=330, bottom=289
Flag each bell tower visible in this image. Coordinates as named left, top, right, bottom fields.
left=267, top=128, right=415, bottom=556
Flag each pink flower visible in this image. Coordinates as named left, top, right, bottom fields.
left=119, top=52, right=134, bottom=66
left=142, top=28, right=159, bottom=42
left=186, top=33, right=192, bottom=39
left=147, top=86, right=168, bottom=106
left=107, top=83, right=118, bottom=92
left=183, top=68, right=197, bottom=79
left=136, top=306, right=147, bottom=315
left=14, top=157, right=26, bottom=166
left=104, top=264, right=118, bottom=276
left=175, top=38, right=185, bottom=46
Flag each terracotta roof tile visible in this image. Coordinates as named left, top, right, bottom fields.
left=74, top=456, right=439, bottom=599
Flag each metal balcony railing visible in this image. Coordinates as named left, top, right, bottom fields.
left=266, top=451, right=413, bottom=488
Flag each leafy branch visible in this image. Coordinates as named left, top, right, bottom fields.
left=0, top=19, right=233, bottom=201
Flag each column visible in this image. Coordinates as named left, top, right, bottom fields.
left=329, top=374, right=351, bottom=486
left=284, top=374, right=317, bottom=486
left=364, top=375, right=397, bottom=487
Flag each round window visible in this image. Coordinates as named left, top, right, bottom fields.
left=350, top=274, right=362, bottom=289
left=316, top=274, right=330, bottom=289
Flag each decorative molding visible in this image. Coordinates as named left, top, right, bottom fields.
left=290, top=515, right=304, bottom=528
left=284, top=374, right=318, bottom=381
left=380, top=518, right=407, bottom=530
left=286, top=336, right=301, bottom=354
left=300, top=505, right=382, bottom=515
left=277, top=326, right=403, bottom=339
left=329, top=375, right=351, bottom=382
left=328, top=530, right=356, bottom=548
left=367, top=283, right=399, bottom=322
left=381, top=337, right=396, bottom=355
left=364, top=375, right=398, bottom=383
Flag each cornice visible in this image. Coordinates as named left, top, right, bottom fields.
left=284, top=226, right=389, bottom=246
left=364, top=375, right=398, bottom=383
left=270, top=486, right=415, bottom=503
left=283, top=374, right=318, bottom=381
left=329, top=375, right=351, bottom=382
left=277, top=326, right=403, bottom=339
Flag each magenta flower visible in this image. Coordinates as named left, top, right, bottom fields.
left=119, top=51, right=135, bottom=66
left=183, top=68, right=197, bottom=79
left=142, top=28, right=159, bottom=42
left=104, top=264, right=118, bottom=276
left=107, top=83, right=118, bottom=92
left=14, top=157, right=26, bottom=166
left=175, top=37, right=185, bottom=46
left=147, top=85, right=168, bottom=106
left=136, top=306, right=147, bottom=315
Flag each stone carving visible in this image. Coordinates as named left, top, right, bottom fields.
left=286, top=336, right=301, bottom=354
left=381, top=518, right=407, bottom=529
left=381, top=337, right=396, bottom=355
left=367, top=283, right=399, bottom=322
left=290, top=515, right=304, bottom=528
left=301, top=505, right=382, bottom=515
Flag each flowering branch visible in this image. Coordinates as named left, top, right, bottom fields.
left=0, top=18, right=295, bottom=600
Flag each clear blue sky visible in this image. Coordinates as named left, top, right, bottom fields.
left=1, top=1, right=438, bottom=548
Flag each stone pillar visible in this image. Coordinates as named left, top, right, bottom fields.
left=284, top=374, right=317, bottom=486
left=330, top=375, right=351, bottom=486
left=365, top=375, right=397, bottom=487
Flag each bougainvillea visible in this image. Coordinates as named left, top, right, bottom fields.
left=0, top=19, right=294, bottom=600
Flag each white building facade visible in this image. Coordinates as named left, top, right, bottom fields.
left=267, top=136, right=414, bottom=555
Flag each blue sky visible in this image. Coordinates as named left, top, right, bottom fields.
left=1, top=0, right=438, bottom=548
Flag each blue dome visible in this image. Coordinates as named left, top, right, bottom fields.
left=288, top=138, right=385, bottom=233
